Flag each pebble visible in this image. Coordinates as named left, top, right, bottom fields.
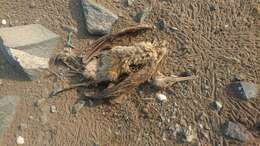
left=1, top=19, right=7, bottom=25
left=156, top=93, right=167, bottom=102
left=50, top=105, right=57, bottom=113
left=222, top=120, right=246, bottom=142
left=18, top=123, right=28, bottom=130
left=211, top=100, right=222, bottom=111
left=16, top=136, right=25, bottom=145
left=156, top=19, right=166, bottom=30
left=170, top=26, right=178, bottom=32
left=134, top=7, right=151, bottom=23
left=230, top=81, right=258, bottom=100
left=124, top=0, right=135, bottom=6
left=29, top=1, right=36, bottom=8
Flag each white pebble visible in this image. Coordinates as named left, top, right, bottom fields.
left=16, top=136, right=24, bottom=145
left=1, top=19, right=7, bottom=25
left=224, top=24, right=229, bottom=28
left=50, top=105, right=57, bottom=113
left=156, top=93, right=167, bottom=102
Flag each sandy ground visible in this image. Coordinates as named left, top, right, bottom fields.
left=0, top=0, right=260, bottom=145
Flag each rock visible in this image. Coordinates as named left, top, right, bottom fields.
left=222, top=121, right=246, bottom=142
left=156, top=93, right=167, bottom=102
left=18, top=123, right=28, bottom=130
left=1, top=19, right=7, bottom=25
left=230, top=81, right=258, bottom=100
left=72, top=100, right=86, bottom=114
left=210, top=100, right=222, bottom=111
left=0, top=24, right=60, bottom=58
left=156, top=19, right=166, bottom=30
left=0, top=47, right=49, bottom=80
left=124, top=0, right=135, bottom=6
left=29, top=1, right=36, bottom=8
left=170, top=124, right=197, bottom=143
left=16, top=136, right=24, bottom=145
left=34, top=98, right=46, bottom=107
left=170, top=26, right=178, bottom=32
left=81, top=0, right=118, bottom=35
left=0, top=96, right=19, bottom=142
left=50, top=105, right=57, bottom=113
left=134, top=7, right=151, bottom=23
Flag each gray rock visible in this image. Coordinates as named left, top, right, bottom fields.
left=0, top=24, right=60, bottom=58
left=222, top=121, right=246, bottom=142
left=0, top=96, right=19, bottom=141
left=156, top=19, right=166, bottom=30
left=81, top=0, right=118, bottom=35
left=0, top=47, right=49, bottom=80
left=134, top=7, right=151, bottom=23
left=231, top=82, right=258, bottom=100
left=210, top=100, right=222, bottom=111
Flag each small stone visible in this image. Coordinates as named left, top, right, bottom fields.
left=162, top=132, right=167, bottom=141
left=156, top=19, right=166, bottom=30
left=211, top=100, right=222, bottom=111
left=156, top=93, right=167, bottom=102
left=18, top=123, right=28, bottom=130
left=16, top=136, right=24, bottom=145
left=81, top=0, right=118, bottom=35
left=170, top=26, right=178, bottom=32
left=230, top=81, right=258, bottom=100
left=224, top=24, right=229, bottom=28
left=134, top=7, right=151, bottom=23
left=72, top=100, right=86, bottom=114
left=124, top=0, right=135, bottom=6
left=50, top=105, right=57, bottom=113
left=29, top=1, right=36, bottom=8
left=222, top=120, right=246, bottom=142
left=1, top=19, right=7, bottom=25
left=34, top=98, right=46, bottom=107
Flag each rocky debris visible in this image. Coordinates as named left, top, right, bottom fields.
left=124, top=0, right=135, bottom=6
left=230, top=81, right=258, bottom=100
left=34, top=98, right=46, bottom=107
left=16, top=136, right=25, bottom=145
left=81, top=0, right=118, bottom=35
left=0, top=96, right=19, bottom=141
left=222, top=121, right=246, bottom=142
left=210, top=100, right=222, bottom=111
left=134, top=7, right=151, bottom=23
left=1, top=19, right=7, bottom=25
left=0, top=24, right=60, bottom=58
left=50, top=105, right=57, bottom=113
left=18, top=123, right=28, bottom=130
left=29, top=1, right=36, bottom=8
left=156, top=19, right=166, bottom=30
left=156, top=93, right=167, bottom=102
left=72, top=100, right=86, bottom=114
left=170, top=124, right=197, bottom=143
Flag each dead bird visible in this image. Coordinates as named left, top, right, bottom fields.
left=49, top=24, right=196, bottom=102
